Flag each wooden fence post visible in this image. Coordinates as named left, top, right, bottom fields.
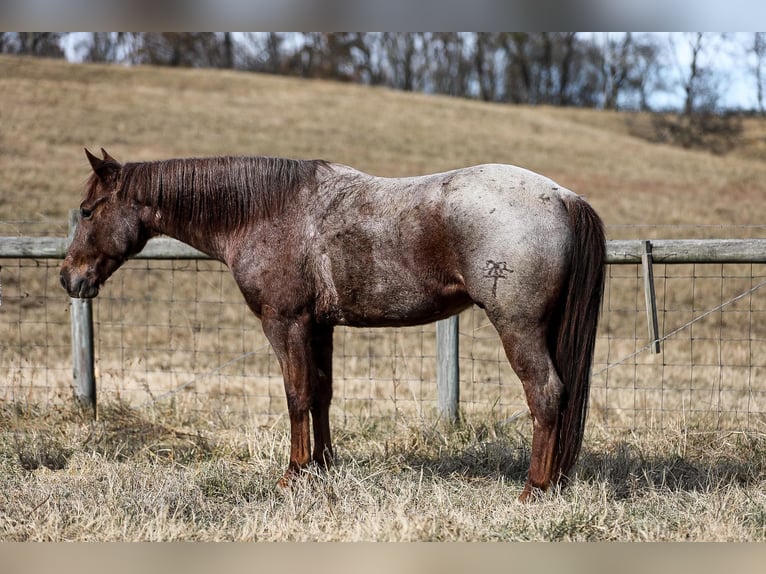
left=68, top=209, right=97, bottom=416
left=436, top=315, right=460, bottom=423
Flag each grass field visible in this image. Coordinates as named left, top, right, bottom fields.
left=2, top=400, right=766, bottom=541
left=2, top=54, right=766, bottom=541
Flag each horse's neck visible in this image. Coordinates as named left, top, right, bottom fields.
left=149, top=209, right=229, bottom=263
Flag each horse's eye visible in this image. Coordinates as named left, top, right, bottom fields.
left=80, top=207, right=93, bottom=220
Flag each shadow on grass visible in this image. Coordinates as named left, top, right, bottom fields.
left=5, top=401, right=765, bottom=503
left=82, top=400, right=215, bottom=464
left=5, top=400, right=217, bottom=472
left=14, top=433, right=72, bottom=471
left=391, top=423, right=766, bottom=498
left=576, top=435, right=766, bottom=498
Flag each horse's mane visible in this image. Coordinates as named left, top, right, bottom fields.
left=94, top=156, right=329, bottom=230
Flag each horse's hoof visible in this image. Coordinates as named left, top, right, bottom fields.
left=518, top=482, right=546, bottom=503
left=277, top=468, right=300, bottom=489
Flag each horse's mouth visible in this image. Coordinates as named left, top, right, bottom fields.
left=74, top=282, right=100, bottom=299
left=60, top=273, right=100, bottom=299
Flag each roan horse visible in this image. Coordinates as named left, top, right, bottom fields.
left=60, top=149, right=605, bottom=501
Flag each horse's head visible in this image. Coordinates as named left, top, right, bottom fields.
left=60, top=148, right=151, bottom=298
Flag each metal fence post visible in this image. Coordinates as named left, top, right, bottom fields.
left=436, top=315, right=460, bottom=423
left=68, top=209, right=96, bottom=416
left=641, top=240, right=661, bottom=354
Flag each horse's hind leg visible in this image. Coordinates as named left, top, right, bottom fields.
left=310, top=323, right=334, bottom=467
left=493, top=319, right=564, bottom=501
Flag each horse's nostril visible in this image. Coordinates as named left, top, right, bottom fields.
left=59, top=270, right=78, bottom=295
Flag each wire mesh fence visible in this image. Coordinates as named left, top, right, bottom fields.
left=1, top=230, right=765, bottom=432
left=451, top=261, right=766, bottom=431
left=591, top=261, right=765, bottom=430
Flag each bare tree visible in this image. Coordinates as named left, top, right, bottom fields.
left=628, top=35, right=665, bottom=111
left=673, top=32, right=724, bottom=116
left=597, top=33, right=664, bottom=111
left=263, top=33, right=284, bottom=74
left=684, top=33, right=704, bottom=115
left=652, top=33, right=741, bottom=154
left=381, top=33, right=428, bottom=92
left=222, top=33, right=234, bottom=69
left=238, top=33, right=286, bottom=73
left=428, top=33, right=474, bottom=97
left=600, top=33, right=633, bottom=109
left=124, top=33, right=232, bottom=68
left=500, top=33, right=534, bottom=104
left=753, top=33, right=766, bottom=115
left=473, top=33, right=501, bottom=102
left=499, top=33, right=590, bottom=106
left=80, top=33, right=132, bottom=63
left=282, top=33, right=364, bottom=81
left=0, top=32, right=64, bottom=58
left=556, top=33, right=579, bottom=105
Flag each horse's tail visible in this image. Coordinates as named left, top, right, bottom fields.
left=551, top=194, right=606, bottom=480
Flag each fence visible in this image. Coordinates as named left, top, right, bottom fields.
left=1, top=228, right=765, bottom=432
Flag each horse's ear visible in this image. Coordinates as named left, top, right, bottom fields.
left=85, top=147, right=121, bottom=182
left=100, top=148, right=118, bottom=164
left=85, top=147, right=102, bottom=171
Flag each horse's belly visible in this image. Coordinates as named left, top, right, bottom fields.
left=319, top=211, right=471, bottom=326
left=330, top=274, right=471, bottom=327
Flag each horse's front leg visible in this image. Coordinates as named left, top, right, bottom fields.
left=262, top=308, right=315, bottom=486
left=310, top=323, right=334, bottom=467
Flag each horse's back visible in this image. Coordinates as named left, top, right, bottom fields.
left=443, top=163, right=575, bottom=214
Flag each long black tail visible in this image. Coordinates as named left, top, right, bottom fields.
left=551, top=195, right=606, bottom=479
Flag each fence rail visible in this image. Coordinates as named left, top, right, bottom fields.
left=1, top=233, right=765, bottom=429
left=4, top=236, right=766, bottom=263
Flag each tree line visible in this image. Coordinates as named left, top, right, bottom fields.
left=3, top=32, right=766, bottom=116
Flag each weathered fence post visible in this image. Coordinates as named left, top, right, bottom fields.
left=641, top=240, right=661, bottom=354
left=68, top=209, right=97, bottom=416
left=436, top=315, right=460, bottom=423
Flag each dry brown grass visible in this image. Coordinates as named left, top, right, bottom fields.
left=2, top=400, right=766, bottom=541
left=2, top=55, right=766, bottom=540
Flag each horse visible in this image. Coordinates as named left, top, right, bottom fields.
left=60, top=148, right=605, bottom=501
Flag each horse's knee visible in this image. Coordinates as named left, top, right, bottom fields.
left=528, top=375, right=564, bottom=426
left=285, top=391, right=310, bottom=417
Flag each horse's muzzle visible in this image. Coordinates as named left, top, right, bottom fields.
left=59, top=269, right=99, bottom=299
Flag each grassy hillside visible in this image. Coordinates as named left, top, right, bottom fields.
left=2, top=54, right=766, bottom=236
